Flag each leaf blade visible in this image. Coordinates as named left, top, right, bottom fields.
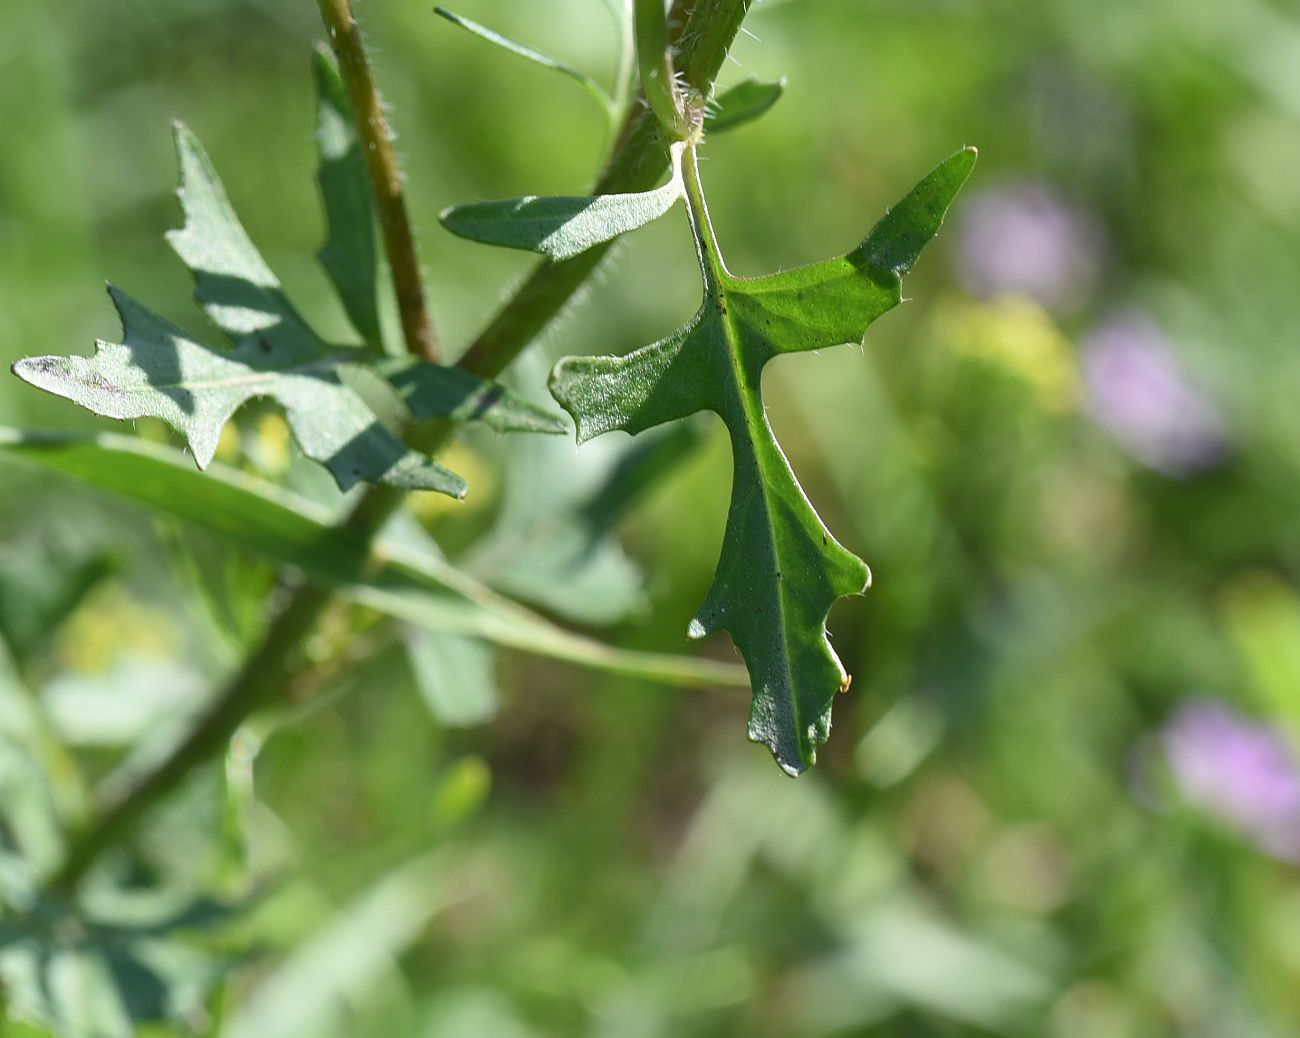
left=433, top=7, right=614, bottom=115
left=376, top=358, right=567, bottom=434
left=550, top=146, right=975, bottom=773
left=0, top=428, right=747, bottom=690
left=313, top=45, right=382, bottom=348
left=440, top=174, right=683, bottom=261
left=705, top=77, right=786, bottom=135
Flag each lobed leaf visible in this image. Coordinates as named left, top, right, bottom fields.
left=550, top=146, right=976, bottom=774
left=11, top=124, right=561, bottom=498
left=439, top=169, right=683, bottom=261
left=13, top=285, right=468, bottom=496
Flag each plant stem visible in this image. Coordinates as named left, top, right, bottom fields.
left=317, top=0, right=440, bottom=363
left=45, top=0, right=755, bottom=895
left=454, top=0, right=753, bottom=377
left=46, top=585, right=334, bottom=894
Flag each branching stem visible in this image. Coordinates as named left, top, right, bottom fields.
left=45, top=0, right=753, bottom=896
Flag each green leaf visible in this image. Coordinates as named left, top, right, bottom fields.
left=549, top=145, right=976, bottom=774
left=705, top=78, right=786, bottom=135
left=465, top=408, right=704, bottom=626
left=314, top=46, right=382, bottom=349
left=376, top=358, right=567, bottom=434
left=0, top=544, right=115, bottom=663
left=439, top=171, right=683, bottom=261
left=0, top=890, right=233, bottom=1038
left=0, top=428, right=748, bottom=691
left=13, top=286, right=468, bottom=497
left=222, top=854, right=446, bottom=1038
left=11, top=125, right=559, bottom=498
left=405, top=631, right=499, bottom=727
left=433, top=7, right=614, bottom=117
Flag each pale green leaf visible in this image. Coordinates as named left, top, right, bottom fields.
left=434, top=7, right=614, bottom=116
left=11, top=124, right=562, bottom=498
left=705, top=78, right=786, bottom=135
left=313, top=46, right=382, bottom=348
left=13, top=285, right=468, bottom=497
left=0, top=428, right=748, bottom=691
left=405, top=630, right=499, bottom=727
left=549, top=146, right=976, bottom=774
left=222, top=854, right=446, bottom=1038
left=439, top=171, right=683, bottom=261
left=465, top=415, right=703, bottom=625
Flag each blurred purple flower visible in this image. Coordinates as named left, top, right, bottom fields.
left=1162, top=699, right=1300, bottom=862
left=956, top=181, right=1103, bottom=313
left=1081, top=311, right=1227, bottom=477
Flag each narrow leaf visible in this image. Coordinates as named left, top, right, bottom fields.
left=705, top=78, right=786, bottom=135
left=440, top=171, right=683, bottom=261
left=434, top=7, right=614, bottom=115
left=0, top=429, right=748, bottom=690
left=549, top=146, right=976, bottom=774
left=376, top=358, right=567, bottom=434
left=313, top=46, right=382, bottom=348
left=222, top=855, right=446, bottom=1038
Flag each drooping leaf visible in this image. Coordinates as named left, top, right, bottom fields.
left=433, top=7, right=614, bottom=117
left=549, top=146, right=976, bottom=773
left=12, top=124, right=558, bottom=498
left=705, top=77, right=786, bottom=135
left=376, top=358, right=566, bottom=434
left=0, top=428, right=748, bottom=690
left=314, top=45, right=382, bottom=349
left=439, top=169, right=683, bottom=261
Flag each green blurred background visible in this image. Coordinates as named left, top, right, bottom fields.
left=4, top=0, right=1300, bottom=1034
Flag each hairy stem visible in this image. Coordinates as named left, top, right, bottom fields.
left=455, top=0, right=753, bottom=377
left=46, top=0, right=754, bottom=895
left=317, top=0, right=440, bottom=363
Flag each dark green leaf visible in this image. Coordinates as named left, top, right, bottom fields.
left=549, top=146, right=976, bottom=773
left=376, top=358, right=567, bottom=434
left=705, top=78, right=786, bottom=135
left=439, top=171, right=683, bottom=261
left=314, top=46, right=382, bottom=348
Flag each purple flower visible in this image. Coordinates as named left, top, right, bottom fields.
left=1161, top=699, right=1300, bottom=862
left=1081, top=311, right=1227, bottom=477
left=956, top=181, right=1103, bottom=314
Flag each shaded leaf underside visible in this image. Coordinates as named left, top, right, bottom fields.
left=13, top=124, right=563, bottom=496
left=550, top=146, right=976, bottom=773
